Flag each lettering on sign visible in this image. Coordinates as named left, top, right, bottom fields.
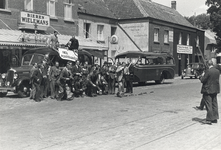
left=20, top=11, right=50, bottom=27
left=177, top=45, right=193, bottom=54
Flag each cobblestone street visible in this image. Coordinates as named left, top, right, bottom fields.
left=0, top=78, right=221, bottom=150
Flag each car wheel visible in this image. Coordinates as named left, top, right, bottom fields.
left=155, top=74, right=165, bottom=84
left=18, top=84, right=30, bottom=98
left=190, top=76, right=192, bottom=79
left=181, top=75, right=184, bottom=79
left=0, top=92, right=7, bottom=97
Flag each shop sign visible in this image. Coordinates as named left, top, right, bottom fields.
left=19, top=32, right=49, bottom=45
left=177, top=45, right=193, bottom=54
left=58, top=48, right=78, bottom=62
left=20, top=11, right=50, bottom=27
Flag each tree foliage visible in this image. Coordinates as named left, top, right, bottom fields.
left=206, top=0, right=221, bottom=49
left=184, top=14, right=210, bottom=29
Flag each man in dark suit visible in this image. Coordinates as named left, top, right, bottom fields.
left=57, top=61, right=72, bottom=101
left=32, top=63, right=43, bottom=102
left=199, top=60, right=220, bottom=124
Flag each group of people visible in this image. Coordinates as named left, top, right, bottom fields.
left=29, top=58, right=134, bottom=102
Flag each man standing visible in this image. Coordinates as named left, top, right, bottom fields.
left=29, top=63, right=38, bottom=99
left=57, top=61, right=72, bottom=101
left=116, top=62, right=125, bottom=98
left=49, top=61, right=60, bottom=99
left=32, top=63, right=43, bottom=102
left=49, top=30, right=59, bottom=50
left=67, top=35, right=79, bottom=51
left=199, top=60, right=220, bottom=124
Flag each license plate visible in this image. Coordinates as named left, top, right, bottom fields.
left=0, top=89, right=7, bottom=93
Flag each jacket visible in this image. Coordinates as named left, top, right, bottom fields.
left=200, top=67, right=220, bottom=94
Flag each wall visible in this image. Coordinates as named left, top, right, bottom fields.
left=149, top=23, right=173, bottom=54
left=0, top=0, right=78, bottom=35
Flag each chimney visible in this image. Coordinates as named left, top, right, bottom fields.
left=171, top=1, right=176, bottom=10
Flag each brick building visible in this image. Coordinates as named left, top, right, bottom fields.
left=0, top=0, right=205, bottom=75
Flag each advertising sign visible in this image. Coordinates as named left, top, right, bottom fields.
left=20, top=11, right=50, bottom=27
left=58, top=48, right=78, bottom=62
left=177, top=45, right=193, bottom=54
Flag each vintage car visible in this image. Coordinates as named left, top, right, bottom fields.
left=0, top=47, right=92, bottom=98
left=181, top=63, right=205, bottom=79
left=115, top=51, right=175, bottom=84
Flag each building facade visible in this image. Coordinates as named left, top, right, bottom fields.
left=0, top=0, right=205, bottom=75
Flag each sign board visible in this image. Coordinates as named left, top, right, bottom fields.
left=20, top=11, right=50, bottom=27
left=177, top=45, right=193, bottom=54
left=58, top=48, right=78, bottom=62
left=169, top=31, right=173, bottom=42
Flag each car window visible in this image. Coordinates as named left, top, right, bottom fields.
left=22, top=54, right=33, bottom=65
left=31, top=54, right=44, bottom=64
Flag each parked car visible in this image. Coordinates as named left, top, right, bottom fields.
left=115, top=51, right=176, bottom=84
left=0, top=47, right=92, bottom=98
left=181, top=63, right=205, bottom=79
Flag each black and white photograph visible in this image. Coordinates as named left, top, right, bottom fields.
left=0, top=0, right=221, bottom=149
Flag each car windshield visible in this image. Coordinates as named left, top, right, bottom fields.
left=22, top=54, right=44, bottom=66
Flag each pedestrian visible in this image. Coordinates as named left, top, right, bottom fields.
left=66, top=35, right=79, bottom=52
left=116, top=62, right=125, bottom=98
left=48, top=30, right=59, bottom=50
left=29, top=62, right=38, bottom=99
left=108, top=63, right=117, bottom=95
left=199, top=60, right=220, bottom=124
left=32, top=63, right=43, bottom=102
left=124, top=61, right=133, bottom=94
left=49, top=61, right=60, bottom=99
left=40, top=60, right=49, bottom=98
left=56, top=61, right=72, bottom=101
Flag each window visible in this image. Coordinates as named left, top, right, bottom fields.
left=84, top=23, right=91, bottom=39
left=97, top=25, right=104, bottom=41
left=154, top=28, right=159, bottom=42
left=24, top=0, right=33, bottom=11
left=187, top=34, right=190, bottom=45
left=47, top=0, right=56, bottom=17
left=164, top=30, right=169, bottom=43
left=0, top=0, right=8, bottom=9
left=179, top=33, right=182, bottom=44
left=111, top=27, right=117, bottom=36
left=196, top=36, right=199, bottom=47
left=64, top=0, right=73, bottom=20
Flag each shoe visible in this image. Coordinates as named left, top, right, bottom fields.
left=194, top=106, right=203, bottom=111
left=201, top=120, right=212, bottom=125
left=211, top=120, right=218, bottom=123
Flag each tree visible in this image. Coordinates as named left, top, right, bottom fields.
left=206, top=0, right=221, bottom=50
left=184, top=14, right=210, bottom=29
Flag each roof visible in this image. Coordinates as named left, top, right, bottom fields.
left=76, top=0, right=116, bottom=19
left=103, top=0, right=194, bottom=28
left=115, top=51, right=172, bottom=58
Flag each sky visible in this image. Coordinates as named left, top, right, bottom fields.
left=152, top=0, right=209, bottom=17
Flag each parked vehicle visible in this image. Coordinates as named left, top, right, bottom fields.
left=0, top=47, right=92, bottom=98
left=181, top=63, right=205, bottom=79
left=115, top=51, right=175, bottom=84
